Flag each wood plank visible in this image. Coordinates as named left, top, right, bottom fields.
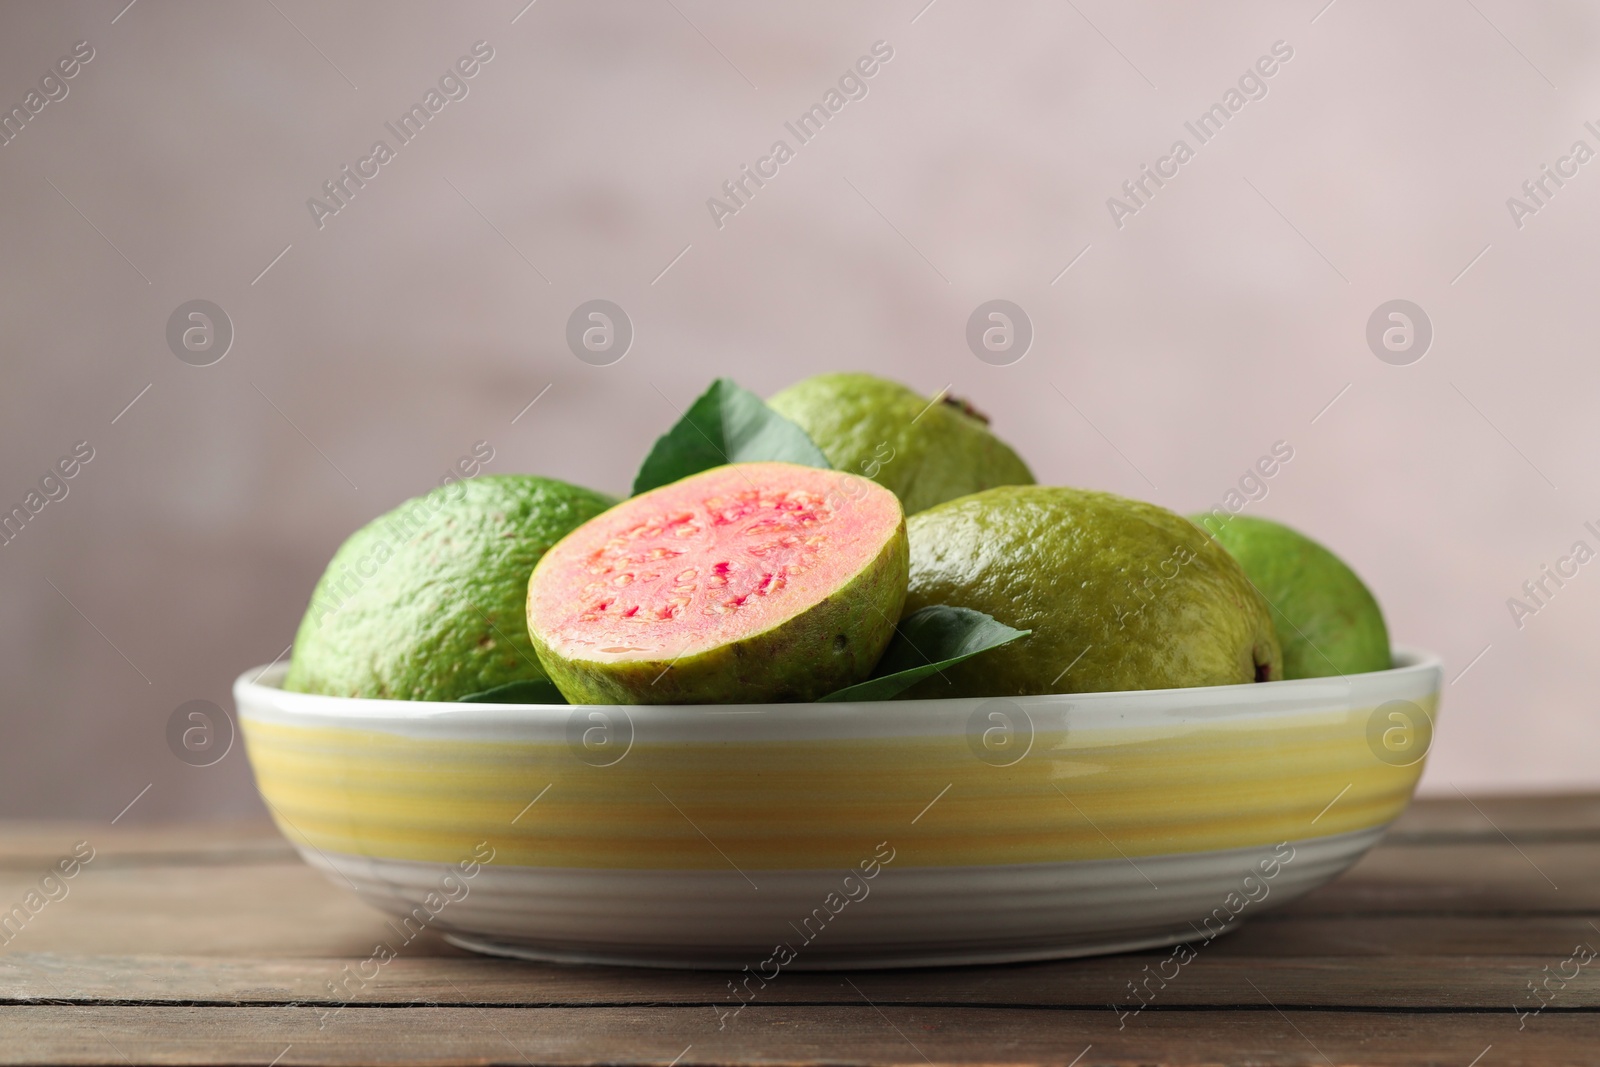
left=1, top=804, right=1597, bottom=1064
left=1212, top=914, right=1600, bottom=957
left=9, top=909, right=1600, bottom=978
left=0, top=863, right=463, bottom=959
left=0, top=1005, right=1580, bottom=1066
left=2, top=843, right=1595, bottom=961
left=0, top=821, right=292, bottom=868
left=1394, top=794, right=1600, bottom=840
left=2, top=951, right=1595, bottom=1010
left=1283, top=841, right=1589, bottom=915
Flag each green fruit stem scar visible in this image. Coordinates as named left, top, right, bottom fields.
left=526, top=462, right=909, bottom=704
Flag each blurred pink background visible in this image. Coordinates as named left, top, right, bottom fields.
left=2, top=0, right=1593, bottom=820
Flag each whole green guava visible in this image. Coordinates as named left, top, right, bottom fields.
left=767, top=373, right=1033, bottom=515
left=284, top=474, right=616, bottom=701
left=1194, top=514, right=1390, bottom=678
left=903, top=486, right=1282, bottom=696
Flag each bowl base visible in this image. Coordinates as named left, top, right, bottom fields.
left=303, top=828, right=1381, bottom=974
left=442, top=924, right=1233, bottom=971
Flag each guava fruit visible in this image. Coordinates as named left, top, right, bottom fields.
left=767, top=373, right=1034, bottom=514
left=902, top=486, right=1281, bottom=696
left=284, top=475, right=616, bottom=701
left=1194, top=514, right=1390, bottom=678
left=526, top=461, right=908, bottom=704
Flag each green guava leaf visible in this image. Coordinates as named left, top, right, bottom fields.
left=632, top=378, right=831, bottom=495
left=457, top=678, right=569, bottom=704
left=816, top=606, right=1031, bottom=703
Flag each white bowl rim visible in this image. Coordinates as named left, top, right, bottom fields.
left=235, top=646, right=1442, bottom=732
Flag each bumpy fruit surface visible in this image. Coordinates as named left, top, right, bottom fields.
left=285, top=475, right=616, bottom=701
left=768, top=373, right=1033, bottom=514
left=1195, top=514, right=1390, bottom=679
left=904, top=486, right=1281, bottom=696
left=527, top=462, right=908, bottom=704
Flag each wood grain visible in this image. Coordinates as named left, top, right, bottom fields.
left=3, top=797, right=1598, bottom=1065
left=2, top=839, right=1593, bottom=960
left=1391, top=794, right=1600, bottom=840
left=0, top=1005, right=1587, bottom=1066
left=0, top=821, right=292, bottom=868
left=2, top=952, right=1595, bottom=1009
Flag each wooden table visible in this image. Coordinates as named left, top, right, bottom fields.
left=2, top=795, right=1597, bottom=1065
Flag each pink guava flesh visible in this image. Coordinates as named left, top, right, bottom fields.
left=527, top=462, right=908, bottom=704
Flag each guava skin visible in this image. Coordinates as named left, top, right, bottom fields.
left=526, top=463, right=909, bottom=705
left=768, top=373, right=1034, bottom=515
left=903, top=487, right=1282, bottom=697
left=284, top=475, right=617, bottom=701
left=1195, top=514, right=1390, bottom=679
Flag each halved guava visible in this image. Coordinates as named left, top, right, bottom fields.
left=526, top=462, right=908, bottom=704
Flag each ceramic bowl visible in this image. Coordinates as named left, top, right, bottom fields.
left=234, top=650, right=1440, bottom=970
